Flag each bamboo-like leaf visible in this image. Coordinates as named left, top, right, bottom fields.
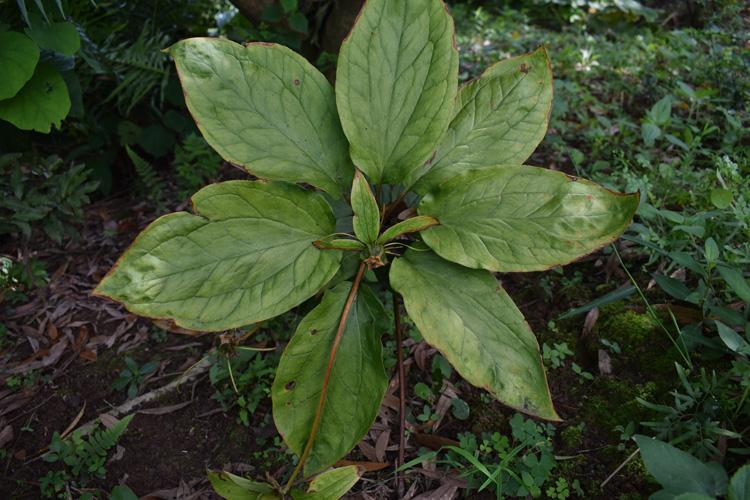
left=95, top=180, right=341, bottom=331
left=351, top=170, right=380, bottom=244
left=419, top=165, right=639, bottom=272
left=411, top=48, right=553, bottom=192
left=169, top=38, right=353, bottom=198
left=390, top=249, right=559, bottom=420
left=377, top=215, right=439, bottom=244
left=272, top=282, right=388, bottom=475
left=336, top=0, right=459, bottom=185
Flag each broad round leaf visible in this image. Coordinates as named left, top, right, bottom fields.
left=336, top=0, right=459, bottom=185
left=419, top=165, right=639, bottom=272
left=0, top=63, right=71, bottom=133
left=169, top=38, right=353, bottom=198
left=390, top=249, right=559, bottom=420
left=411, top=48, right=553, bottom=192
left=634, top=435, right=729, bottom=497
left=24, top=19, right=81, bottom=56
left=729, top=464, right=750, bottom=500
left=94, top=181, right=341, bottom=331
left=0, top=31, right=40, bottom=100
left=272, top=282, right=388, bottom=475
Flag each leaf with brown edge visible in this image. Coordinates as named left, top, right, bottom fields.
left=418, top=165, right=639, bottom=272
left=94, top=180, right=341, bottom=331
left=336, top=0, right=459, bottom=185
left=390, top=249, right=560, bottom=421
left=410, top=48, right=553, bottom=192
left=271, top=280, right=388, bottom=476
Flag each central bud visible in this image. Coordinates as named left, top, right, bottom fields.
left=364, top=244, right=386, bottom=268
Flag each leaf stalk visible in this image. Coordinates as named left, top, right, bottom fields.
left=282, top=262, right=368, bottom=493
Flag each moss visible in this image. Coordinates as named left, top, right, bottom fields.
left=467, top=396, right=509, bottom=435
left=597, top=308, right=660, bottom=352
left=581, top=378, right=657, bottom=439
left=560, top=424, right=585, bottom=449
left=594, top=307, right=679, bottom=386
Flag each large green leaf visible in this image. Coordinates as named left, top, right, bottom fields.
left=390, top=250, right=558, bottom=420
left=291, top=466, right=362, bottom=499
left=169, top=38, right=353, bottom=198
left=351, top=170, right=380, bottom=244
left=418, top=165, right=639, bottom=272
left=272, top=282, right=388, bottom=475
left=411, top=48, right=553, bottom=193
left=0, top=63, right=70, bottom=133
left=336, top=0, right=458, bottom=185
left=24, top=17, right=80, bottom=56
left=729, top=464, right=750, bottom=500
left=634, top=435, right=728, bottom=497
left=95, top=181, right=341, bottom=331
left=0, top=31, right=39, bottom=100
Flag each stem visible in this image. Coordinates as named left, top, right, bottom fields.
left=283, top=262, right=368, bottom=493
left=393, top=294, right=406, bottom=498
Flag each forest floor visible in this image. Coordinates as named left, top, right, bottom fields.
left=0, top=190, right=671, bottom=499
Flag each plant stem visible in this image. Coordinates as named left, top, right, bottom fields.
left=393, top=293, right=406, bottom=498
left=283, top=262, right=367, bottom=494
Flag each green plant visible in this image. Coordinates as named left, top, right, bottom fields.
left=635, top=435, right=750, bottom=499
left=93, top=1, right=638, bottom=496
left=543, top=342, right=574, bottom=369
left=0, top=3, right=81, bottom=132
left=173, top=133, right=222, bottom=196
left=42, top=414, right=134, bottom=497
left=125, top=146, right=166, bottom=203
left=405, top=413, right=558, bottom=498
left=0, top=255, right=48, bottom=305
left=546, top=477, right=583, bottom=500
left=112, top=357, right=158, bottom=399
left=210, top=349, right=277, bottom=427
left=0, top=154, right=98, bottom=243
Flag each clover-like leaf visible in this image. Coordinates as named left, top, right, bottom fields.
left=0, top=31, right=40, bottom=101
left=411, top=48, right=553, bottom=192
left=351, top=170, right=380, bottom=244
left=418, top=165, right=639, bottom=272
left=291, top=465, right=362, bottom=499
left=94, top=180, right=341, bottom=331
left=272, top=282, right=388, bottom=475
left=336, top=0, right=459, bottom=185
left=390, top=249, right=558, bottom=420
left=169, top=38, right=353, bottom=198
left=0, top=63, right=70, bottom=133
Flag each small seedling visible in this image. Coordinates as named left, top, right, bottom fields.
left=112, top=357, right=158, bottom=399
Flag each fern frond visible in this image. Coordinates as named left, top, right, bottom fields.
left=103, top=21, right=171, bottom=114
left=126, top=146, right=165, bottom=201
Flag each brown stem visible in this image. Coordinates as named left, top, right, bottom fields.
left=393, top=294, right=406, bottom=498
left=283, top=262, right=368, bottom=493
